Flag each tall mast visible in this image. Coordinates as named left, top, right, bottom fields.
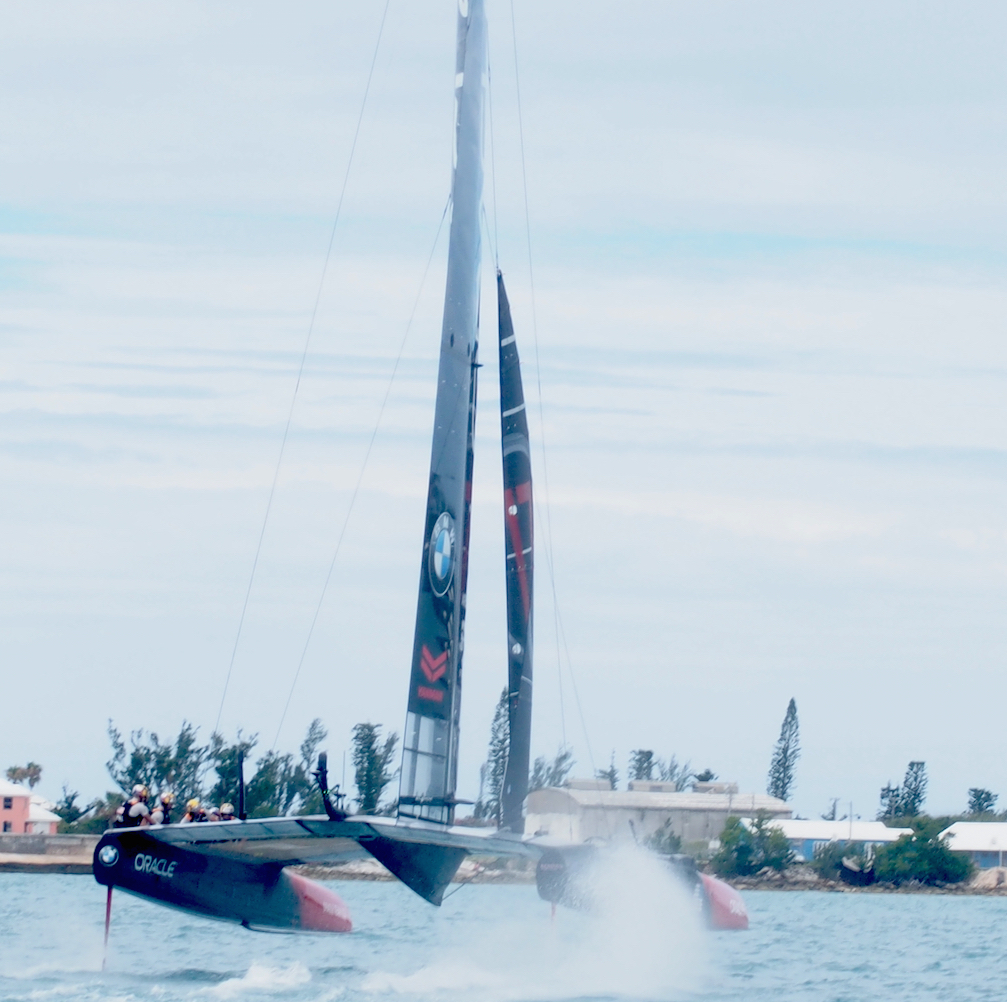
left=497, top=272, right=534, bottom=834
left=398, top=0, right=487, bottom=826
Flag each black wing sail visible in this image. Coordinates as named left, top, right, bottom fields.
left=497, top=272, right=534, bottom=834
left=398, top=0, right=487, bottom=826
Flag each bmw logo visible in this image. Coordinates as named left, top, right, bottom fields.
left=98, top=845, right=119, bottom=867
left=428, top=512, right=455, bottom=597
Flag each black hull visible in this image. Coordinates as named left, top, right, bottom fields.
left=93, top=829, right=352, bottom=932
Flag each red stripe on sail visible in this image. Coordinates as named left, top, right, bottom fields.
left=504, top=487, right=531, bottom=619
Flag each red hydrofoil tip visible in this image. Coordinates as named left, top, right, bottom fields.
left=700, top=873, right=748, bottom=930
left=288, top=872, right=353, bottom=933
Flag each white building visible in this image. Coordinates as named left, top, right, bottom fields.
left=27, top=796, right=61, bottom=835
left=526, top=780, right=790, bottom=845
left=746, top=818, right=912, bottom=862
left=939, top=822, right=1007, bottom=868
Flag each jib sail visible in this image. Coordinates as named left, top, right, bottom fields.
left=497, top=272, right=534, bottom=834
left=398, top=0, right=486, bottom=826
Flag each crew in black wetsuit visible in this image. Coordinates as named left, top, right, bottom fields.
left=149, top=792, right=174, bottom=825
left=113, top=786, right=150, bottom=827
left=181, top=798, right=206, bottom=823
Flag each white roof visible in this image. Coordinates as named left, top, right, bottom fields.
left=749, top=818, right=911, bottom=843
left=27, top=801, right=60, bottom=824
left=0, top=779, right=31, bottom=798
left=939, top=822, right=1007, bottom=853
left=530, top=787, right=790, bottom=814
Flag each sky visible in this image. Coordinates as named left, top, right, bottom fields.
left=2, top=1, right=1007, bottom=823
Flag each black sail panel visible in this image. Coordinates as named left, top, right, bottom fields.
left=398, top=0, right=486, bottom=826
left=497, top=272, right=533, bottom=834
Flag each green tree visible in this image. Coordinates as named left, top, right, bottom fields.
left=106, top=720, right=209, bottom=803
left=212, top=719, right=329, bottom=818
left=243, top=750, right=299, bottom=817
left=659, top=755, right=694, bottom=791
left=629, top=749, right=656, bottom=782
left=878, top=761, right=928, bottom=820
left=767, top=698, right=800, bottom=801
left=296, top=718, right=328, bottom=815
left=474, top=688, right=509, bottom=821
left=873, top=817, right=972, bottom=886
left=967, top=787, right=997, bottom=816
left=530, top=747, right=575, bottom=791
left=6, top=763, right=42, bottom=789
left=643, top=818, right=682, bottom=855
left=901, top=761, right=928, bottom=816
left=208, top=732, right=258, bottom=811
left=595, top=752, right=619, bottom=791
left=710, top=812, right=794, bottom=877
left=54, top=785, right=84, bottom=825
left=811, top=839, right=867, bottom=880
left=351, top=723, right=398, bottom=814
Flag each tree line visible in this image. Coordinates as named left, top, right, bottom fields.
left=11, top=718, right=402, bottom=832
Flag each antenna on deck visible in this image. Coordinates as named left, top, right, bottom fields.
left=237, top=751, right=247, bottom=821
left=314, top=752, right=347, bottom=822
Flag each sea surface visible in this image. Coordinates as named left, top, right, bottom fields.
left=2, top=867, right=1007, bottom=1002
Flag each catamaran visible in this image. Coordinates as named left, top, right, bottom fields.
left=93, top=0, right=748, bottom=935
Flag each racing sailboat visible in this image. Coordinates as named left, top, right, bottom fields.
left=93, top=0, right=537, bottom=932
left=92, top=0, right=748, bottom=934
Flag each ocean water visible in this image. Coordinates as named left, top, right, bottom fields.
left=2, top=864, right=1007, bottom=1002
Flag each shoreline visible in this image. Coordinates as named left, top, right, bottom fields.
left=723, top=865, right=1007, bottom=896
left=3, top=838, right=1006, bottom=896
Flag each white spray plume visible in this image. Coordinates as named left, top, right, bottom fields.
left=363, top=844, right=708, bottom=1001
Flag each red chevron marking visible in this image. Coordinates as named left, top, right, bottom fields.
left=420, top=645, right=448, bottom=683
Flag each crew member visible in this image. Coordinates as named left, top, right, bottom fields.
left=149, top=791, right=175, bottom=825
left=207, top=806, right=221, bottom=822
left=181, top=798, right=206, bottom=823
left=219, top=803, right=236, bottom=821
left=113, top=785, right=150, bottom=827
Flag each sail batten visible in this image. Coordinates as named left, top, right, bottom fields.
left=497, top=272, right=534, bottom=834
left=398, top=0, right=487, bottom=826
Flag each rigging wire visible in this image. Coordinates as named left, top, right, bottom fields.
left=213, top=0, right=391, bottom=737
left=507, top=0, right=568, bottom=754
left=270, top=197, right=452, bottom=751
left=487, top=57, right=501, bottom=269
left=508, top=5, right=609, bottom=838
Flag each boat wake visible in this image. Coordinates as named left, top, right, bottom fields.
left=208, top=962, right=313, bottom=998
left=362, top=846, right=708, bottom=1001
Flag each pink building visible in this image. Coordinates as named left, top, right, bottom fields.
left=0, top=779, right=60, bottom=834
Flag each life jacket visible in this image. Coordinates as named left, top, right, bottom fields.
left=114, top=797, right=148, bottom=828
left=149, top=805, right=171, bottom=826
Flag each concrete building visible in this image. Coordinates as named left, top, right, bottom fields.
left=526, top=779, right=790, bottom=845
left=939, top=822, right=1007, bottom=868
left=748, top=818, right=911, bottom=862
